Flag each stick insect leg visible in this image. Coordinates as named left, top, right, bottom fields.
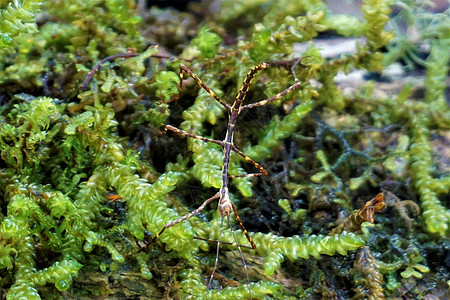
left=166, top=127, right=266, bottom=178
left=156, top=192, right=220, bottom=239
left=179, top=64, right=231, bottom=111
left=290, top=57, right=303, bottom=82
left=240, top=80, right=302, bottom=110
left=165, top=125, right=225, bottom=148
left=241, top=58, right=305, bottom=110
left=228, top=145, right=268, bottom=178
left=206, top=215, right=253, bottom=298
left=234, top=62, right=269, bottom=103
left=231, top=203, right=256, bottom=250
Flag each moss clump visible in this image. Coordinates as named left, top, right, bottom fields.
left=0, top=0, right=448, bottom=299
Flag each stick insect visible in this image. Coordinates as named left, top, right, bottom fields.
left=156, top=60, right=304, bottom=297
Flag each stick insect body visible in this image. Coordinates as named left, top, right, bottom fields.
left=157, top=62, right=303, bottom=297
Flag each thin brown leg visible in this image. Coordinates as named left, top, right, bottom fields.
left=290, top=57, right=303, bottom=82
left=229, top=145, right=268, bottom=177
left=156, top=192, right=220, bottom=238
left=179, top=64, right=231, bottom=111
left=231, top=204, right=256, bottom=249
left=241, top=80, right=302, bottom=110
left=165, top=125, right=225, bottom=148
left=166, top=126, right=267, bottom=178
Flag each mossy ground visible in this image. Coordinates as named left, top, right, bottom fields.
left=0, top=0, right=448, bottom=299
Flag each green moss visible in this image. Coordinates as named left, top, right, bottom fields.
left=0, top=0, right=448, bottom=298
left=0, top=0, right=42, bottom=50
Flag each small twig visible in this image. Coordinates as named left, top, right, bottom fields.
left=81, top=47, right=193, bottom=91
left=81, top=50, right=140, bottom=90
